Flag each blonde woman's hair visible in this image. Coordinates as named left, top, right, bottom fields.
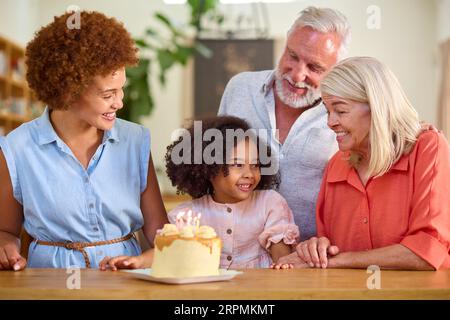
left=288, top=6, right=351, bottom=61
left=320, top=56, right=421, bottom=178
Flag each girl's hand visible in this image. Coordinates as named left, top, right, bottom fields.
left=0, top=232, right=27, bottom=271
left=99, top=255, right=146, bottom=271
left=271, top=251, right=310, bottom=269
left=269, top=263, right=293, bottom=269
left=295, top=237, right=339, bottom=269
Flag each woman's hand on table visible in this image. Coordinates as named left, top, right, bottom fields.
left=99, top=254, right=147, bottom=271
left=99, top=249, right=154, bottom=271
left=0, top=232, right=27, bottom=271
left=296, top=237, right=339, bottom=269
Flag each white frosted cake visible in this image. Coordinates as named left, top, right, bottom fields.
left=151, top=224, right=222, bottom=278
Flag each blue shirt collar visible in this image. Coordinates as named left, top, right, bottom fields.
left=36, top=107, right=120, bottom=145
left=103, top=122, right=119, bottom=144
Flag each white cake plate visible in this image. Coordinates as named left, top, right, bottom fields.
left=122, top=268, right=243, bottom=285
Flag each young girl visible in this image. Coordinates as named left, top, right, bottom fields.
left=100, top=116, right=299, bottom=270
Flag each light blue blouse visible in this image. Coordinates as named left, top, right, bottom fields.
left=0, top=108, right=150, bottom=268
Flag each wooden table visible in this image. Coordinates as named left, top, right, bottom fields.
left=0, top=268, right=449, bottom=300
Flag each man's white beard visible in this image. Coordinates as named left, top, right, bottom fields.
left=274, top=70, right=321, bottom=109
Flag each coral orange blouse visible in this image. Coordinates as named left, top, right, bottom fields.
left=316, top=131, right=450, bottom=269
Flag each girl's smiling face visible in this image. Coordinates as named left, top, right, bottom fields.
left=210, top=138, right=261, bottom=204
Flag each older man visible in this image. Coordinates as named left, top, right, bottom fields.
left=218, top=7, right=350, bottom=241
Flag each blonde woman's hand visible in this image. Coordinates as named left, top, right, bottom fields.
left=99, top=255, right=147, bottom=271
left=296, top=237, right=339, bottom=269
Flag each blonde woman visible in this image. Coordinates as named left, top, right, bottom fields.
left=277, top=56, right=450, bottom=270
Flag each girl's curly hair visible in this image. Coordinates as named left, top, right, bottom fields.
left=165, top=116, right=279, bottom=198
left=25, top=10, right=138, bottom=110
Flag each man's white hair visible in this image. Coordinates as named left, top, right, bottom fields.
left=288, top=6, right=351, bottom=61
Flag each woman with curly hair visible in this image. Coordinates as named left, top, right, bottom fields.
left=0, top=11, right=168, bottom=270
left=102, top=116, right=300, bottom=270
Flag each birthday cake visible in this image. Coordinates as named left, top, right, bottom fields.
left=151, top=222, right=222, bottom=278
